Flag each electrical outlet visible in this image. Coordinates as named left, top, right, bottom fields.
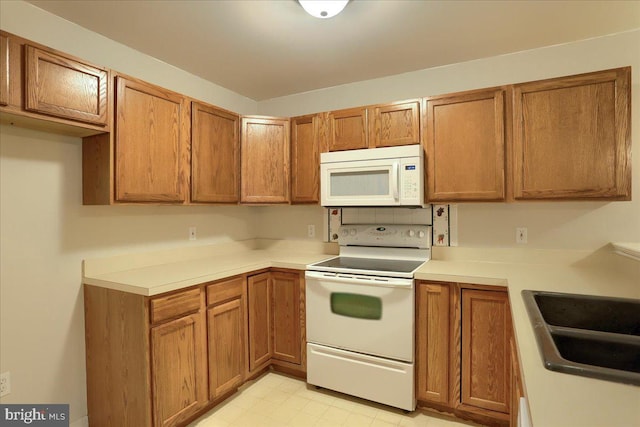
left=516, top=227, right=528, bottom=244
left=0, top=371, right=10, bottom=397
left=307, top=224, right=315, bottom=238
left=189, top=226, right=197, bottom=241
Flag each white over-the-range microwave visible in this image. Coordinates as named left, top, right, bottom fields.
left=320, top=144, right=424, bottom=207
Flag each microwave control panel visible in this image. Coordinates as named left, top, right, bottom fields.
left=400, top=157, right=422, bottom=204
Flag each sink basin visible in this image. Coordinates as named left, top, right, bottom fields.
left=534, top=292, right=640, bottom=335
left=522, top=290, right=640, bottom=385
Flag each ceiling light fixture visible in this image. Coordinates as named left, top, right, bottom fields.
left=299, top=0, right=349, bottom=19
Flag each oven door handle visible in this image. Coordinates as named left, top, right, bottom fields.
left=305, top=271, right=413, bottom=289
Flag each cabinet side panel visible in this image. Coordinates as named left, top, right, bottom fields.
left=84, top=285, right=151, bottom=427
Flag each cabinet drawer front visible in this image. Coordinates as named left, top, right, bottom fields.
left=150, top=288, right=201, bottom=324
left=206, top=276, right=244, bottom=305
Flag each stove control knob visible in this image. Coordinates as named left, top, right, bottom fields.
left=408, top=230, right=415, bottom=237
left=418, top=230, right=426, bottom=238
left=349, top=228, right=357, bottom=236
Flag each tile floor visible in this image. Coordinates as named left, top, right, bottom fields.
left=189, top=372, right=484, bottom=427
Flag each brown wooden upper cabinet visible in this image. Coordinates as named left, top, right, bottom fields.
left=327, top=101, right=421, bottom=152
left=425, top=88, right=506, bottom=202
left=24, top=45, right=108, bottom=126
left=114, top=76, right=189, bottom=203
left=241, top=116, right=290, bottom=204
left=512, top=67, right=631, bottom=200
left=369, top=100, right=421, bottom=148
left=290, top=114, right=321, bottom=204
left=0, top=33, right=8, bottom=106
left=191, top=102, right=240, bottom=203
left=327, top=106, right=368, bottom=151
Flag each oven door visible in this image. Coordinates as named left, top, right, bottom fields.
left=305, top=270, right=414, bottom=362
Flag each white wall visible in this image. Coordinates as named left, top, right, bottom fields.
left=259, top=29, right=640, bottom=249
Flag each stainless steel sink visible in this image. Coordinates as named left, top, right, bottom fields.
left=522, top=290, right=640, bottom=385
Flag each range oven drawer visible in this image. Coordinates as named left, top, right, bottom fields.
left=307, top=343, right=416, bottom=411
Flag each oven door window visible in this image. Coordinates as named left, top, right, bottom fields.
left=331, top=292, right=382, bottom=320
left=329, top=170, right=390, bottom=197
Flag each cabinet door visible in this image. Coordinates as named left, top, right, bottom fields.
left=328, top=107, right=368, bottom=151
left=24, top=45, right=108, bottom=126
left=512, top=67, right=631, bottom=200
left=115, top=76, right=188, bottom=203
left=290, top=114, right=320, bottom=204
left=247, top=272, right=273, bottom=372
left=461, top=289, right=510, bottom=414
left=0, top=33, right=8, bottom=106
left=509, top=338, right=524, bottom=427
left=208, top=298, right=244, bottom=399
left=151, top=313, right=207, bottom=427
left=191, top=102, right=240, bottom=203
left=416, top=282, right=451, bottom=405
left=272, top=271, right=301, bottom=365
left=425, top=88, right=505, bottom=202
left=369, top=100, right=420, bottom=148
left=241, top=116, right=290, bottom=203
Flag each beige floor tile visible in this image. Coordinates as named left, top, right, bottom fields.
left=281, top=395, right=312, bottom=412
left=300, top=400, right=331, bottom=417
left=370, top=418, right=399, bottom=427
left=287, top=411, right=321, bottom=427
left=344, top=413, right=375, bottom=427
left=263, top=388, right=292, bottom=405
left=188, top=373, right=485, bottom=427
left=320, top=406, right=351, bottom=424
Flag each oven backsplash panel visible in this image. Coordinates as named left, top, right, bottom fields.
left=326, top=206, right=457, bottom=247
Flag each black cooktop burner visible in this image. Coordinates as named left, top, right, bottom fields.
left=311, top=256, right=424, bottom=274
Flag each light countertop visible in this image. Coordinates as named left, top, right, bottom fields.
left=83, top=240, right=640, bottom=427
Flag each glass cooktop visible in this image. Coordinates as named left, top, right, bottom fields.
left=310, top=256, right=425, bottom=274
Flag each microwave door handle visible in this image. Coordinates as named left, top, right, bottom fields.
left=392, top=162, right=399, bottom=201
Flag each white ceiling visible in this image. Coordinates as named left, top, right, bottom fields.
left=25, top=0, right=640, bottom=101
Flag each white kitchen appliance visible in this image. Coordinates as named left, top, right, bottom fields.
left=320, top=144, right=424, bottom=207
left=305, top=224, right=431, bottom=411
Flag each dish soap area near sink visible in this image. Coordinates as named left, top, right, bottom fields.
left=522, top=290, right=640, bottom=385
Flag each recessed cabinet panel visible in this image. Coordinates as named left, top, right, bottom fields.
left=416, top=282, right=451, bottom=405
left=461, top=289, right=510, bottom=414
left=328, top=107, right=368, bottom=151
left=425, top=89, right=505, bottom=201
left=291, top=114, right=320, bottom=203
left=512, top=67, right=631, bottom=200
left=191, top=102, right=240, bottom=203
left=370, top=100, right=420, bottom=148
left=0, top=33, right=8, bottom=106
left=25, top=45, right=108, bottom=126
left=241, top=117, right=290, bottom=204
left=115, top=76, right=188, bottom=203
left=151, top=312, right=207, bottom=427
left=247, top=272, right=273, bottom=372
left=272, top=271, right=301, bottom=364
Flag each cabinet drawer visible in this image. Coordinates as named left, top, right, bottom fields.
left=150, top=288, right=201, bottom=324
left=207, top=277, right=244, bottom=306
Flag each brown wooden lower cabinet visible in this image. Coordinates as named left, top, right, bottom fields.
left=206, top=277, right=245, bottom=399
left=151, top=312, right=208, bottom=427
left=247, top=271, right=273, bottom=373
left=85, top=268, right=306, bottom=427
left=247, top=269, right=306, bottom=378
left=416, top=281, right=515, bottom=427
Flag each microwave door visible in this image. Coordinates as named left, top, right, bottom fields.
left=321, top=159, right=400, bottom=206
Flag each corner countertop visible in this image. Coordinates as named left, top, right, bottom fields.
left=83, top=240, right=640, bottom=427
left=415, top=245, right=640, bottom=427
